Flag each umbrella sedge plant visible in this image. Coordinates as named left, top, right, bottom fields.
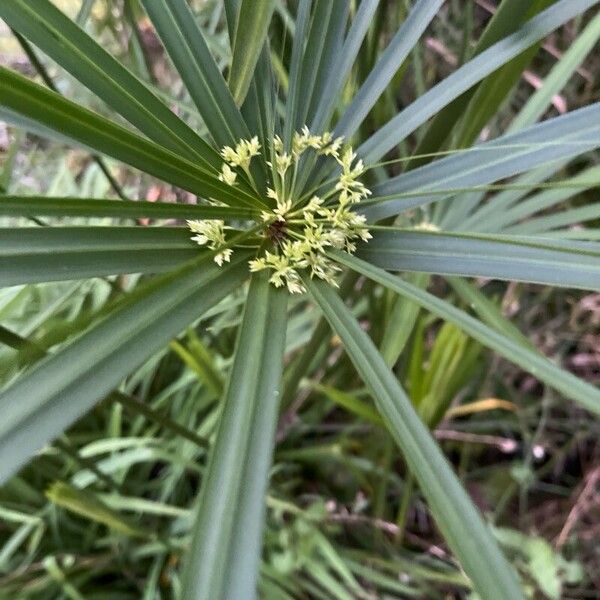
left=0, top=0, right=599, bottom=598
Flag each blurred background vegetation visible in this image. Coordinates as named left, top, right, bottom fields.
left=0, top=1, right=598, bottom=598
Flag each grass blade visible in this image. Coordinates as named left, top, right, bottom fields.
left=510, top=10, right=600, bottom=131
left=448, top=277, right=533, bottom=349
left=411, top=0, right=537, bottom=167
left=303, top=276, right=524, bottom=600
left=359, top=0, right=598, bottom=164
left=0, top=253, right=250, bottom=484
left=363, top=104, right=600, bottom=220
left=505, top=203, right=600, bottom=235
left=228, top=0, right=276, bottom=106
left=140, top=0, right=250, bottom=148
left=334, top=251, right=600, bottom=417
left=0, top=68, right=261, bottom=209
left=359, top=229, right=600, bottom=290
left=183, top=271, right=287, bottom=599
left=0, top=0, right=218, bottom=167
left=477, top=166, right=600, bottom=232
left=450, top=0, right=557, bottom=149
left=310, top=0, right=380, bottom=134
left=335, top=0, right=443, bottom=140
left=455, top=161, right=566, bottom=231
left=0, top=226, right=200, bottom=286
left=283, top=0, right=313, bottom=147
left=295, top=2, right=347, bottom=131
left=0, top=196, right=257, bottom=220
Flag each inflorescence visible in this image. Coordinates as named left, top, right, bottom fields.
left=187, top=128, right=371, bottom=294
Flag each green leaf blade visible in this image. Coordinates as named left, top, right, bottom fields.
left=0, top=196, right=257, bottom=220
left=510, top=10, right=600, bottom=132
left=363, top=104, right=600, bottom=220
left=0, top=68, right=261, bottom=209
left=410, top=0, right=539, bottom=167
left=335, top=0, right=443, bottom=140
left=334, top=251, right=600, bottom=417
left=310, top=0, right=380, bottom=134
left=359, top=0, right=599, bottom=164
left=140, top=0, right=250, bottom=148
left=0, top=0, right=219, bottom=167
left=228, top=0, right=276, bottom=107
left=359, top=230, right=600, bottom=290
left=0, top=226, right=202, bottom=286
left=0, top=254, right=251, bottom=484
left=303, top=276, right=524, bottom=600
left=183, top=272, right=287, bottom=599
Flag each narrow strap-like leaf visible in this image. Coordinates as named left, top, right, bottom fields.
left=455, top=161, right=566, bottom=231
left=0, top=226, right=200, bottom=286
left=307, top=2, right=349, bottom=127
left=542, top=228, right=600, bottom=241
left=140, top=0, right=250, bottom=148
left=334, top=0, right=443, bottom=140
left=475, top=166, right=600, bottom=233
left=183, top=271, right=287, bottom=599
left=224, top=0, right=241, bottom=41
left=410, top=0, right=536, bottom=167
left=303, top=276, right=524, bottom=600
left=448, top=277, right=534, bottom=349
left=0, top=0, right=219, bottom=168
left=310, top=0, right=380, bottom=134
left=380, top=272, right=429, bottom=367
left=362, top=104, right=600, bottom=220
left=505, top=203, right=600, bottom=235
left=0, top=196, right=257, bottom=220
left=359, top=0, right=599, bottom=164
left=510, top=10, right=600, bottom=132
left=228, top=0, right=276, bottom=107
left=0, top=226, right=194, bottom=254
left=283, top=0, right=313, bottom=147
left=295, top=2, right=348, bottom=131
left=0, top=68, right=262, bottom=209
left=333, top=251, right=600, bottom=417
left=0, top=253, right=250, bottom=484
left=13, top=31, right=129, bottom=200
left=241, top=47, right=277, bottom=161
left=442, top=1, right=563, bottom=153
left=292, top=2, right=349, bottom=191
left=359, top=229, right=600, bottom=290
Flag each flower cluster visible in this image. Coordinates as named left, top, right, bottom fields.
left=220, top=136, right=261, bottom=172
left=187, top=129, right=371, bottom=294
left=187, top=219, right=232, bottom=266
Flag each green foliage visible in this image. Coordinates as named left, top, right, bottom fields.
left=0, top=0, right=598, bottom=598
